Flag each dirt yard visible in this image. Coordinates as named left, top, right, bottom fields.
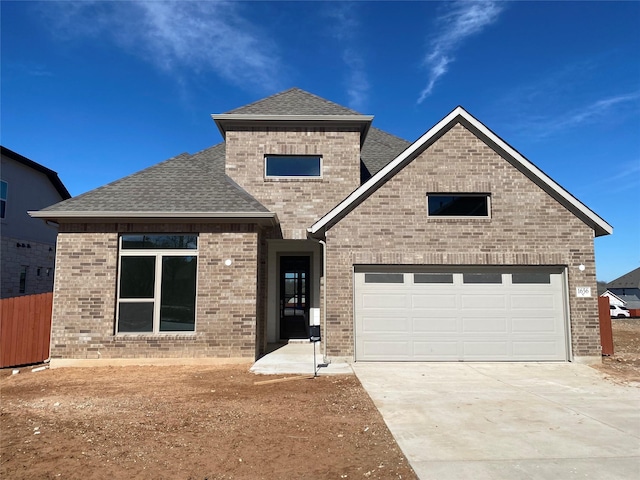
left=2, top=319, right=638, bottom=480
left=594, top=318, right=640, bottom=385
left=1, top=364, right=417, bottom=480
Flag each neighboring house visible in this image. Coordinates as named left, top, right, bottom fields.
left=31, top=88, right=612, bottom=365
left=606, top=267, right=640, bottom=309
left=600, top=290, right=626, bottom=307
left=1, top=146, right=70, bottom=298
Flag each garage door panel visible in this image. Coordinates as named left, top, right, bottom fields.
left=361, top=293, right=407, bottom=309
left=512, top=340, right=563, bottom=357
left=511, top=317, right=559, bottom=333
left=412, top=316, right=458, bottom=333
left=362, top=340, right=412, bottom=359
left=510, top=294, right=556, bottom=310
left=360, top=316, right=410, bottom=334
left=462, top=317, right=508, bottom=333
left=413, top=341, right=459, bottom=357
left=355, top=269, right=568, bottom=362
left=411, top=294, right=457, bottom=308
left=461, top=294, right=506, bottom=309
left=463, top=341, right=509, bottom=358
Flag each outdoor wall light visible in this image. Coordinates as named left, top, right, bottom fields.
left=224, top=259, right=233, bottom=266
left=578, top=264, right=585, bottom=271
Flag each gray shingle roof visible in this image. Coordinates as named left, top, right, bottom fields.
left=607, top=267, right=640, bottom=289
left=226, top=88, right=361, bottom=116
left=361, top=127, right=410, bottom=178
left=39, top=143, right=269, bottom=214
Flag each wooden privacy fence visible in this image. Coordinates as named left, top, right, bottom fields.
left=597, top=295, right=614, bottom=356
left=0, top=292, right=53, bottom=368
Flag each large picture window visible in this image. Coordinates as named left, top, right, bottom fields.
left=117, top=235, right=198, bottom=333
left=265, top=155, right=321, bottom=178
left=427, top=194, right=490, bottom=217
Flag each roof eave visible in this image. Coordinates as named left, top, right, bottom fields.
left=212, top=114, right=374, bottom=146
left=28, top=210, right=279, bottom=227
left=309, top=106, right=613, bottom=237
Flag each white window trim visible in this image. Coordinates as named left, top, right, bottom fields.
left=264, top=155, right=323, bottom=179
left=426, top=193, right=491, bottom=219
left=116, top=239, right=199, bottom=335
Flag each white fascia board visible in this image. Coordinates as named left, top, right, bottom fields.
left=211, top=114, right=374, bottom=123
left=309, top=106, right=612, bottom=237
left=28, top=210, right=278, bottom=222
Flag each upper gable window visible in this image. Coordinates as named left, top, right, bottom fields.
left=265, top=155, right=321, bottom=178
left=427, top=194, right=490, bottom=217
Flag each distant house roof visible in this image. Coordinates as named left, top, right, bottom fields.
left=309, top=106, right=613, bottom=237
left=607, top=267, right=640, bottom=289
left=31, top=144, right=275, bottom=223
left=1, top=146, right=71, bottom=200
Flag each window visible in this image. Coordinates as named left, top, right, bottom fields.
left=0, top=180, right=7, bottom=219
left=414, top=273, right=454, bottom=284
left=117, top=235, right=198, bottom=334
left=364, top=273, right=404, bottom=284
left=265, top=155, right=321, bottom=178
left=427, top=194, right=490, bottom=217
left=19, top=266, right=28, bottom=293
left=512, top=272, right=551, bottom=284
left=463, top=272, right=502, bottom=284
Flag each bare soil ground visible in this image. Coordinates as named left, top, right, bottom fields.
left=2, top=320, right=638, bottom=480
left=593, top=318, right=640, bottom=386
left=1, top=365, right=416, bottom=480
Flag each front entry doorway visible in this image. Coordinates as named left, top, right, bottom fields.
left=279, top=256, right=310, bottom=340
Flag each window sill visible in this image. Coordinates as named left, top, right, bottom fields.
left=115, top=332, right=197, bottom=340
left=264, top=177, right=324, bottom=182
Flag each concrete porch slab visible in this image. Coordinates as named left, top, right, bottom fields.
left=250, top=342, right=352, bottom=375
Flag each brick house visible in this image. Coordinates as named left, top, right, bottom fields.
left=31, top=88, right=612, bottom=365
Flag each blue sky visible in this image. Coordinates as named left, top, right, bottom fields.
left=1, top=1, right=639, bottom=282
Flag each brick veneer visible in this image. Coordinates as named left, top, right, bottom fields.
left=324, top=123, right=600, bottom=361
left=50, top=223, right=263, bottom=360
left=225, top=127, right=361, bottom=239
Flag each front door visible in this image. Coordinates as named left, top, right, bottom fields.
left=279, top=256, right=310, bottom=339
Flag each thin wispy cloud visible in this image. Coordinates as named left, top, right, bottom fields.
left=326, top=3, right=370, bottom=111
left=514, top=91, right=640, bottom=138
left=43, top=1, right=283, bottom=93
left=418, top=1, right=504, bottom=104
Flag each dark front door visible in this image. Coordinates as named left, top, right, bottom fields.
left=279, top=256, right=310, bottom=340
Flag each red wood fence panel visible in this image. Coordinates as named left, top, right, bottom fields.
left=0, top=292, right=53, bottom=368
left=597, top=296, right=614, bottom=356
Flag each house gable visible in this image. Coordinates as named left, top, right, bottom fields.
left=309, top=107, right=612, bottom=238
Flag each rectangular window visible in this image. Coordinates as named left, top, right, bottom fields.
left=463, top=273, right=502, bottom=284
left=512, top=272, right=551, bottom=284
left=364, top=273, right=404, bottom=284
left=414, top=273, right=454, bottom=284
left=265, top=155, right=321, bottom=178
left=0, top=180, right=7, bottom=219
left=427, top=194, right=490, bottom=217
left=19, top=266, right=28, bottom=293
left=117, top=235, right=198, bottom=334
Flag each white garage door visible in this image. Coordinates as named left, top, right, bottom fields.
left=354, top=268, right=568, bottom=361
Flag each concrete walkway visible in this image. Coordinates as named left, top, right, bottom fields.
left=352, top=362, right=640, bottom=480
left=250, top=342, right=352, bottom=375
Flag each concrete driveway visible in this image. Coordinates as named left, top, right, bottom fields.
left=352, top=363, right=640, bottom=480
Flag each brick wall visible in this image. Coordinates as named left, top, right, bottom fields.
left=225, top=127, right=361, bottom=239
left=1, top=236, right=57, bottom=298
left=325, top=123, right=600, bottom=360
left=50, top=223, right=262, bottom=360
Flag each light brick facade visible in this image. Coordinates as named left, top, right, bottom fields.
left=325, top=124, right=599, bottom=359
left=50, top=223, right=266, bottom=360
left=225, top=127, right=361, bottom=238
left=45, top=97, right=607, bottom=364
